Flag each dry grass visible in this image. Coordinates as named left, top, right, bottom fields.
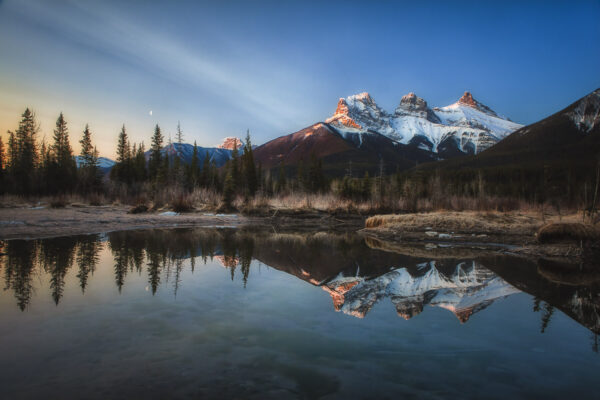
left=537, top=223, right=600, bottom=243
left=365, top=211, right=553, bottom=235
left=171, top=193, right=194, bottom=213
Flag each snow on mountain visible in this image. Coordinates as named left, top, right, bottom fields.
left=326, top=91, right=523, bottom=156
left=75, top=156, right=116, bottom=170
left=322, top=260, right=519, bottom=321
left=155, top=142, right=233, bottom=167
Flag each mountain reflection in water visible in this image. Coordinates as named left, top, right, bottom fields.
left=1, top=228, right=599, bottom=339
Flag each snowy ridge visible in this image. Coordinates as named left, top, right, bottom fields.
left=75, top=156, right=115, bottom=170
left=145, top=142, right=233, bottom=168
left=326, top=91, right=523, bottom=156
left=322, top=261, right=520, bottom=321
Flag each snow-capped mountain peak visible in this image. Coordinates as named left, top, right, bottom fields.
left=218, top=137, right=244, bottom=150
left=395, top=92, right=441, bottom=123
left=326, top=91, right=523, bottom=157
left=455, top=91, right=499, bottom=117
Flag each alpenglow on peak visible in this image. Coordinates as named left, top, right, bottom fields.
left=325, top=91, right=522, bottom=157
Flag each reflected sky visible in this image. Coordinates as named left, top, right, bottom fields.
left=0, top=228, right=599, bottom=399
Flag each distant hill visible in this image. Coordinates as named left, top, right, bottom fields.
left=252, top=122, right=436, bottom=177
left=75, top=156, right=116, bottom=173
left=148, top=143, right=233, bottom=168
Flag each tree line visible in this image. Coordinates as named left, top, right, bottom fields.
left=0, top=108, right=329, bottom=205
left=2, top=107, right=596, bottom=213
left=1, top=109, right=101, bottom=196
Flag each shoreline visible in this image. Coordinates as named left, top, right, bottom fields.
left=0, top=205, right=365, bottom=241
left=1, top=206, right=597, bottom=265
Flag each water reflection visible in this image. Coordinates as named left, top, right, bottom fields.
left=1, top=228, right=599, bottom=338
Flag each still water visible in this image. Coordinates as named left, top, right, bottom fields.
left=0, top=228, right=599, bottom=399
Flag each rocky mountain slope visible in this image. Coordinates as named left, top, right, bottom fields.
left=252, top=122, right=436, bottom=176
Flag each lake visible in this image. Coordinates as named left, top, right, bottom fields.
left=0, top=228, right=598, bottom=399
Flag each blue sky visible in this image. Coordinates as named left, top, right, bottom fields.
left=1, top=0, right=599, bottom=157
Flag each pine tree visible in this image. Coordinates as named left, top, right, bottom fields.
left=134, top=142, right=147, bottom=182
left=116, top=125, right=129, bottom=164
left=79, top=125, right=96, bottom=167
left=297, top=159, right=305, bottom=191
left=78, top=124, right=100, bottom=192
left=188, top=141, right=199, bottom=188
left=277, top=161, right=286, bottom=193
left=6, top=130, right=16, bottom=172
left=256, top=162, right=263, bottom=193
left=222, top=162, right=235, bottom=209
left=242, top=130, right=257, bottom=197
left=308, top=153, right=324, bottom=192
left=51, top=113, right=75, bottom=169
left=230, top=140, right=240, bottom=189
left=12, top=108, right=39, bottom=194
left=112, top=124, right=131, bottom=183
left=176, top=121, right=183, bottom=144
left=200, top=150, right=210, bottom=188
left=149, top=124, right=163, bottom=181
left=362, top=171, right=371, bottom=200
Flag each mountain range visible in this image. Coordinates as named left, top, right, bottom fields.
left=83, top=88, right=599, bottom=178
left=145, top=142, right=234, bottom=168
left=324, top=91, right=522, bottom=157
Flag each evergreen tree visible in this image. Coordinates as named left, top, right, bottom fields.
left=362, top=171, right=372, bottom=200
left=116, top=125, right=129, bottom=164
left=277, top=161, right=286, bottom=193
left=51, top=113, right=75, bottom=173
left=230, top=140, right=240, bottom=189
left=149, top=124, right=163, bottom=181
left=200, top=150, right=210, bottom=188
left=12, top=108, right=39, bottom=194
left=134, top=142, right=147, bottom=182
left=78, top=124, right=100, bottom=192
left=176, top=121, right=183, bottom=144
left=111, top=125, right=132, bottom=183
left=256, top=162, right=263, bottom=193
left=6, top=130, right=16, bottom=172
left=308, top=153, right=324, bottom=192
left=188, top=141, right=200, bottom=188
left=297, top=159, right=305, bottom=191
left=222, top=161, right=236, bottom=208
left=158, top=150, right=170, bottom=184
left=242, top=130, right=257, bottom=197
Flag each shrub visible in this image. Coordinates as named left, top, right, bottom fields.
left=171, top=194, right=194, bottom=213
left=128, top=204, right=149, bottom=214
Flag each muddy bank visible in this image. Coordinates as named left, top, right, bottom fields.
left=0, top=205, right=365, bottom=240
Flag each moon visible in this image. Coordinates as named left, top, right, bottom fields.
left=149, top=110, right=153, bottom=116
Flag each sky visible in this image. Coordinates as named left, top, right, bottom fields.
left=0, top=0, right=599, bottom=158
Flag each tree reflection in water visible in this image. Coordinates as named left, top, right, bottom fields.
left=1, top=228, right=599, bottom=346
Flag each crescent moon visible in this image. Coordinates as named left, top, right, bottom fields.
left=149, top=110, right=153, bottom=116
